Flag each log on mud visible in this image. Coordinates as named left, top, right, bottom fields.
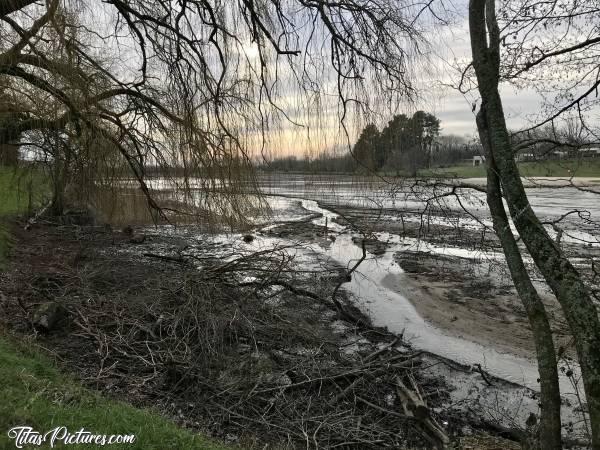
left=396, top=375, right=450, bottom=449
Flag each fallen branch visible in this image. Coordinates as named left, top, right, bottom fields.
left=396, top=375, right=449, bottom=449
left=143, top=252, right=186, bottom=264
left=24, top=200, right=52, bottom=230
left=473, top=363, right=494, bottom=386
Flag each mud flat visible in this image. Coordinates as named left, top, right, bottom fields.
left=381, top=255, right=567, bottom=361
left=326, top=201, right=594, bottom=363
left=283, top=197, right=591, bottom=444
left=4, top=185, right=594, bottom=447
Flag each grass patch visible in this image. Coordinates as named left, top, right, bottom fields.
left=518, top=158, right=600, bottom=177
left=0, top=166, right=47, bottom=216
left=419, top=158, right=600, bottom=179
left=418, top=164, right=486, bottom=178
left=0, top=337, right=231, bottom=450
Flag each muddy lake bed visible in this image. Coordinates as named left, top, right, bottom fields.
left=3, top=174, right=598, bottom=448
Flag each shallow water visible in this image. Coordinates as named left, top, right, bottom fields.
left=148, top=190, right=587, bottom=432
left=147, top=177, right=590, bottom=395
left=281, top=198, right=581, bottom=396
left=259, top=174, right=600, bottom=247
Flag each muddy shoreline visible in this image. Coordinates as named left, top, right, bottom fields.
left=264, top=198, right=589, bottom=443
left=327, top=203, right=580, bottom=363
left=1, top=193, right=593, bottom=447
left=1, top=219, right=481, bottom=449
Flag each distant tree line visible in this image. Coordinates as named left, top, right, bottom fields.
left=354, top=111, right=440, bottom=176
left=262, top=112, right=484, bottom=174
left=261, top=152, right=357, bottom=174
left=511, top=122, right=600, bottom=162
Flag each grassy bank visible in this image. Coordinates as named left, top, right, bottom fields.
left=0, top=338, right=230, bottom=450
left=419, top=158, right=600, bottom=178
left=0, top=166, right=45, bottom=215
left=0, top=166, right=232, bottom=450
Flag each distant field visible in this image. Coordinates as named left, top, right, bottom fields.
left=419, top=158, right=600, bottom=178
left=269, top=158, right=600, bottom=179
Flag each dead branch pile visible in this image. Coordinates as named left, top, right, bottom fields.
left=1, top=224, right=450, bottom=449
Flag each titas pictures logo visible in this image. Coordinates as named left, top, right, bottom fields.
left=7, top=426, right=136, bottom=448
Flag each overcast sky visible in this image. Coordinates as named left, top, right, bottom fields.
left=277, top=8, right=557, bottom=158
left=421, top=14, right=547, bottom=138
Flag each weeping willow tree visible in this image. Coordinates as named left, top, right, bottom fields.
left=0, top=0, right=426, bottom=226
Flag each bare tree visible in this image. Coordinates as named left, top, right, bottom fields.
left=477, top=108, right=562, bottom=450
left=0, top=0, right=424, bottom=222
left=469, top=0, right=600, bottom=448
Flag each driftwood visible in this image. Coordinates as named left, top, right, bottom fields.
left=364, top=337, right=400, bottom=362
left=473, top=363, right=494, bottom=386
left=396, top=375, right=450, bottom=449
left=24, top=201, right=52, bottom=230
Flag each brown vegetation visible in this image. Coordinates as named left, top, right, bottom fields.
left=0, top=219, right=458, bottom=449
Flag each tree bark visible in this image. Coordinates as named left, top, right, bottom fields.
left=0, top=141, right=18, bottom=166
left=470, top=0, right=600, bottom=447
left=50, top=145, right=70, bottom=216
left=477, top=108, right=562, bottom=449
left=0, top=0, right=37, bottom=17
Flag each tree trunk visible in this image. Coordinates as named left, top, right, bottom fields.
left=0, top=0, right=38, bottom=17
left=50, top=155, right=68, bottom=216
left=477, top=109, right=562, bottom=449
left=50, top=135, right=75, bottom=216
left=0, top=141, right=18, bottom=166
left=50, top=179, right=65, bottom=216
left=470, top=0, right=600, bottom=447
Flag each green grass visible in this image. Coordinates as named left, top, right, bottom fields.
left=0, top=166, right=48, bottom=264
left=418, top=158, right=600, bottom=179
left=518, top=158, right=600, bottom=177
left=0, top=166, right=234, bottom=450
left=418, top=164, right=486, bottom=178
left=0, top=166, right=47, bottom=216
left=0, top=338, right=231, bottom=450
